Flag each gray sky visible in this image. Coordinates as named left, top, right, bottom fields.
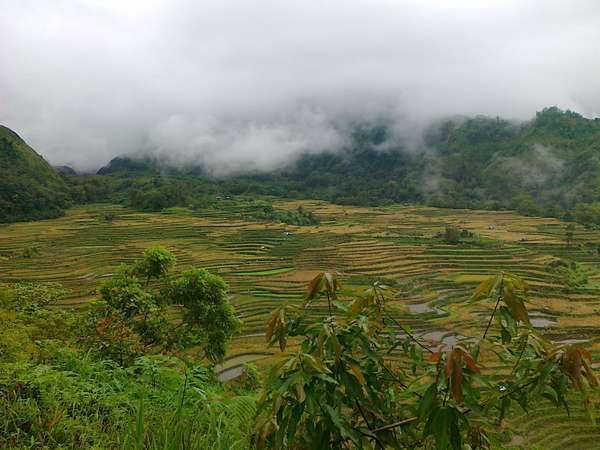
left=1, top=0, right=599, bottom=173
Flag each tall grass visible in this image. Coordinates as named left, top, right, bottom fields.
left=125, top=395, right=255, bottom=450
left=0, top=347, right=255, bottom=449
left=124, top=372, right=255, bottom=450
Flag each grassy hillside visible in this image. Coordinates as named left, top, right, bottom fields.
left=0, top=125, right=71, bottom=222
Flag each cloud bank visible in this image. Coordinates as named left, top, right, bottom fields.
left=1, top=0, right=599, bottom=172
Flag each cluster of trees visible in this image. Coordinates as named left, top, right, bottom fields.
left=83, top=247, right=241, bottom=365
left=80, top=107, right=600, bottom=225
left=0, top=248, right=250, bottom=448
left=241, top=203, right=319, bottom=226
left=572, top=203, right=600, bottom=228
left=4, top=107, right=600, bottom=226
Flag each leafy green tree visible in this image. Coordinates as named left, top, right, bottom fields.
left=133, top=247, right=177, bottom=285
left=574, top=203, right=600, bottom=227
left=254, top=272, right=596, bottom=449
left=170, top=268, right=241, bottom=362
left=0, top=281, right=67, bottom=312
left=83, top=248, right=239, bottom=365
left=100, top=268, right=157, bottom=319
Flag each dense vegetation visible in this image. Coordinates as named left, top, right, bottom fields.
left=2, top=198, right=600, bottom=448
left=1, top=262, right=596, bottom=448
left=2, top=106, right=600, bottom=447
left=2, top=107, right=600, bottom=226
left=0, top=249, right=254, bottom=449
left=0, top=126, right=71, bottom=223
left=255, top=272, right=597, bottom=449
left=73, top=107, right=600, bottom=226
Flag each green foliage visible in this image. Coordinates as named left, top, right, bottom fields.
left=81, top=107, right=600, bottom=227
left=0, top=351, right=254, bottom=449
left=0, top=125, right=71, bottom=223
left=133, top=247, right=177, bottom=284
left=242, top=202, right=320, bottom=226
left=82, top=248, right=239, bottom=365
left=0, top=278, right=251, bottom=449
left=5, top=107, right=600, bottom=227
left=573, top=203, right=600, bottom=228
left=254, top=272, right=597, bottom=449
left=0, top=281, right=68, bottom=312
left=444, top=225, right=461, bottom=245
left=170, top=268, right=242, bottom=362
left=545, top=258, right=588, bottom=288
left=100, top=268, right=158, bottom=319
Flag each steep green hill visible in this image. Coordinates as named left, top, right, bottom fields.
left=4, top=107, right=600, bottom=225
left=0, top=125, right=71, bottom=222
left=92, top=107, right=600, bottom=224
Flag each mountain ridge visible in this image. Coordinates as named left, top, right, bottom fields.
left=3, top=106, right=600, bottom=224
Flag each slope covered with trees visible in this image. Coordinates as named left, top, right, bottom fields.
left=3, top=107, right=600, bottom=226
left=84, top=107, right=600, bottom=225
left=0, top=126, right=71, bottom=222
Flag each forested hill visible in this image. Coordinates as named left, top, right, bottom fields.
left=0, top=125, right=71, bottom=223
left=262, top=107, right=600, bottom=216
left=3, top=107, right=600, bottom=224
left=419, top=107, right=600, bottom=215
left=94, top=107, right=600, bottom=224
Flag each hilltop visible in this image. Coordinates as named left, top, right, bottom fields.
left=0, top=125, right=71, bottom=222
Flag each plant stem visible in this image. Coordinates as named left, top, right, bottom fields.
left=355, top=401, right=385, bottom=449
left=385, top=311, right=433, bottom=354
left=372, top=416, right=418, bottom=433
left=482, top=282, right=503, bottom=340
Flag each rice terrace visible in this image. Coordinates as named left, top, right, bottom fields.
left=4, top=1, right=600, bottom=448
left=1, top=199, right=600, bottom=448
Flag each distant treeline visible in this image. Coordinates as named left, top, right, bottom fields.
left=3, top=107, right=600, bottom=226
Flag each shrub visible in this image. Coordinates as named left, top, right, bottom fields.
left=444, top=225, right=461, bottom=244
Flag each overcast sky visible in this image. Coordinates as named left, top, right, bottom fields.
left=1, top=0, right=599, bottom=173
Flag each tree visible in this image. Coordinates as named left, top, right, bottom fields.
left=565, top=223, right=575, bottom=247
left=444, top=225, right=461, bottom=245
left=170, top=268, right=241, bottom=362
left=99, top=268, right=157, bottom=319
left=133, top=247, right=177, bottom=285
left=83, top=261, right=169, bottom=364
left=253, top=272, right=596, bottom=449
left=82, top=248, right=239, bottom=365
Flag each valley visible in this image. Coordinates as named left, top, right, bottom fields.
left=1, top=200, right=599, bottom=448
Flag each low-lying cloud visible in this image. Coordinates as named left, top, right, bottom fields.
left=1, top=0, right=599, bottom=173
left=144, top=108, right=347, bottom=175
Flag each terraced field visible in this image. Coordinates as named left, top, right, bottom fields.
left=1, top=200, right=600, bottom=448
